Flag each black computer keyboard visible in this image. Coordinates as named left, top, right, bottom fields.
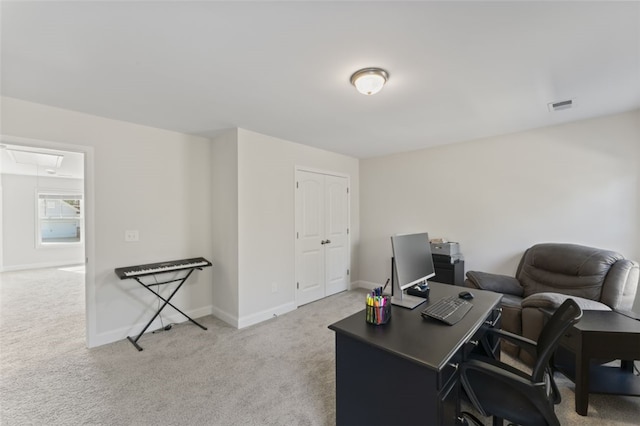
left=421, top=295, right=473, bottom=325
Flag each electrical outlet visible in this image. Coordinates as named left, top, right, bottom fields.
left=271, top=282, right=278, bottom=293
left=124, top=230, right=139, bottom=242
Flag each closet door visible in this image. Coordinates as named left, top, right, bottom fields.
left=295, top=170, right=349, bottom=306
left=323, top=174, right=349, bottom=296
left=296, top=171, right=325, bottom=306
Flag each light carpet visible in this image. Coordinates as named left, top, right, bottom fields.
left=1, top=267, right=638, bottom=425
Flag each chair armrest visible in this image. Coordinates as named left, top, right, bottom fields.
left=486, top=328, right=537, bottom=357
left=466, top=271, right=524, bottom=296
left=462, top=357, right=537, bottom=387
left=522, top=292, right=611, bottom=311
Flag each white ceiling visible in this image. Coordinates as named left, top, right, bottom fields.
left=1, top=1, right=639, bottom=159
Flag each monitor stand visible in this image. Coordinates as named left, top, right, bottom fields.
left=390, top=260, right=428, bottom=309
left=391, top=292, right=426, bottom=309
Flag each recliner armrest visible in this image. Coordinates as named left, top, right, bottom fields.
left=466, top=271, right=524, bottom=296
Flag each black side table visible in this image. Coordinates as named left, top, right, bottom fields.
left=551, top=309, right=640, bottom=416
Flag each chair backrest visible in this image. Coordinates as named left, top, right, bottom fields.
left=516, top=243, right=624, bottom=301
left=530, top=298, right=583, bottom=383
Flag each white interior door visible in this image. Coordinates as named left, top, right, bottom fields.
left=324, top=174, right=349, bottom=296
left=296, top=171, right=325, bottom=305
left=295, top=169, right=349, bottom=306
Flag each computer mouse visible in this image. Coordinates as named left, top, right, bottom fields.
left=458, top=291, right=474, bottom=300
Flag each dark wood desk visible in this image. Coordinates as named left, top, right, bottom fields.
left=552, top=310, right=640, bottom=416
left=328, top=283, right=502, bottom=426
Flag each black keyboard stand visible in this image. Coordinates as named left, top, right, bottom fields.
left=126, top=267, right=207, bottom=351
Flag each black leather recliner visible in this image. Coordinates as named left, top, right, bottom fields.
left=465, top=243, right=639, bottom=364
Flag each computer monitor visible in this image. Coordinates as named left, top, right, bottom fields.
left=391, top=232, right=436, bottom=309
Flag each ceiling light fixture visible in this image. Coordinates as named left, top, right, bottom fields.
left=350, top=67, right=389, bottom=95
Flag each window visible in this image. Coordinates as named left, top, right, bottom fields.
left=37, top=192, right=83, bottom=246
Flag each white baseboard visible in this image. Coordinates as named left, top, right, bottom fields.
left=90, top=300, right=302, bottom=347
left=210, top=305, right=239, bottom=328
left=1, top=260, right=84, bottom=272
left=356, top=280, right=386, bottom=291
left=212, top=302, right=300, bottom=329
left=90, top=305, right=214, bottom=348
left=237, top=301, right=297, bottom=329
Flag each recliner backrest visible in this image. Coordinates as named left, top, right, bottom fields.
left=516, top=243, right=623, bottom=300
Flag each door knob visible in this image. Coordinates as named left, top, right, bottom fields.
left=325, top=239, right=331, bottom=244
left=320, top=239, right=331, bottom=245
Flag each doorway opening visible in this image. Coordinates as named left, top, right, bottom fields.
left=0, top=136, right=93, bottom=347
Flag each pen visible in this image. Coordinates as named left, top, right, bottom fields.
left=382, top=278, right=390, bottom=293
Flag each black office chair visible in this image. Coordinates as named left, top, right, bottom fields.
left=460, top=298, right=583, bottom=426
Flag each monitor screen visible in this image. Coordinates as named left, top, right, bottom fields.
left=391, top=232, right=435, bottom=292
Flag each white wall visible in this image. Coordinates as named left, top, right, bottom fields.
left=1, top=96, right=214, bottom=347
left=1, top=174, right=84, bottom=270
left=210, top=130, right=240, bottom=324
left=211, top=128, right=359, bottom=328
left=6, top=93, right=636, bottom=342
left=360, top=111, right=640, bottom=297
left=0, top=172, right=3, bottom=270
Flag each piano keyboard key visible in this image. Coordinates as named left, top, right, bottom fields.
left=115, top=257, right=212, bottom=279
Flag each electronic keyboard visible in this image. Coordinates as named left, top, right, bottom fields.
left=114, top=257, right=212, bottom=279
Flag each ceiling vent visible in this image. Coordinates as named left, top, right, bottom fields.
left=548, top=99, right=575, bottom=112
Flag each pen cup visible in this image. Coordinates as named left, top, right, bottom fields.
left=365, top=295, right=391, bottom=325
